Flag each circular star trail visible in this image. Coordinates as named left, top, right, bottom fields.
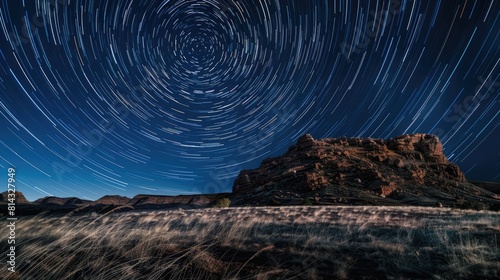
left=0, top=0, right=498, bottom=200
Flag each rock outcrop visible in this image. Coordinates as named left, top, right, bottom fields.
left=232, top=134, right=497, bottom=208
left=128, top=194, right=230, bottom=209
left=0, top=191, right=29, bottom=204
left=92, top=195, right=131, bottom=206
left=35, top=196, right=91, bottom=206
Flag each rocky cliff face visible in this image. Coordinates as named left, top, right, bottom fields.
left=1, top=191, right=29, bottom=204
left=232, top=134, right=497, bottom=208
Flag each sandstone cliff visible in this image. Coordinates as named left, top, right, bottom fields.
left=232, top=134, right=498, bottom=208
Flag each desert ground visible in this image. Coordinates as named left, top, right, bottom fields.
left=3, top=206, right=500, bottom=279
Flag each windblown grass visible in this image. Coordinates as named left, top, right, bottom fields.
left=2, top=206, right=499, bottom=279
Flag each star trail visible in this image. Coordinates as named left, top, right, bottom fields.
left=0, top=0, right=498, bottom=201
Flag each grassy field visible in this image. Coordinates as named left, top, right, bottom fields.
left=2, top=206, right=500, bottom=279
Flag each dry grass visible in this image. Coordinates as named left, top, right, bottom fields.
left=2, top=206, right=499, bottom=279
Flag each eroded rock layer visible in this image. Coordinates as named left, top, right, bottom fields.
left=232, top=134, right=497, bottom=208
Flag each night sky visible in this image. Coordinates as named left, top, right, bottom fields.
left=0, top=0, right=498, bottom=201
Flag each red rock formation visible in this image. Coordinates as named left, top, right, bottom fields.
left=232, top=134, right=497, bottom=208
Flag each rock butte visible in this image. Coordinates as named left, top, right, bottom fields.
left=231, top=133, right=498, bottom=208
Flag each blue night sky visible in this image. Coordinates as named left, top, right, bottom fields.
left=0, top=0, right=498, bottom=201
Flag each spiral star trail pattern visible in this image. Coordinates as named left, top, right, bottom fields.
left=0, top=0, right=498, bottom=201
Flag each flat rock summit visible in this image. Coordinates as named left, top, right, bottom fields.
left=3, top=134, right=499, bottom=215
